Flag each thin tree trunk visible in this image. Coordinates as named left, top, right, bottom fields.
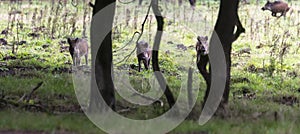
left=151, top=0, right=176, bottom=108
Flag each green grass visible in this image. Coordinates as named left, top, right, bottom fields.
left=0, top=69, right=300, bottom=133
left=174, top=118, right=299, bottom=134
left=0, top=109, right=104, bottom=134
left=1, top=0, right=300, bottom=133
left=0, top=72, right=74, bottom=96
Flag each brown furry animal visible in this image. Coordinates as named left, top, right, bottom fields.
left=261, top=0, right=290, bottom=17
left=196, top=36, right=209, bottom=77
left=136, top=41, right=151, bottom=72
left=196, top=36, right=211, bottom=100
left=67, top=37, right=89, bottom=66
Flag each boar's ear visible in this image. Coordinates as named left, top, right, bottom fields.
left=267, top=0, right=270, bottom=3
left=204, top=36, right=208, bottom=40
left=197, top=36, right=201, bottom=41
left=67, top=38, right=71, bottom=45
left=195, top=43, right=199, bottom=51
left=145, top=42, right=149, bottom=47
left=75, top=38, right=79, bottom=43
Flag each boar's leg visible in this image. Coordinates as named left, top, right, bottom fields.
left=73, top=57, right=76, bottom=66
left=147, top=57, right=150, bottom=69
left=143, top=59, right=149, bottom=70
left=71, top=55, right=74, bottom=65
left=77, top=58, right=81, bottom=65
left=85, top=54, right=88, bottom=65
left=138, top=58, right=142, bottom=72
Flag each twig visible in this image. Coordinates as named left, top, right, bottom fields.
left=116, top=106, right=139, bottom=113
left=59, top=0, right=63, bottom=8
left=114, top=2, right=152, bottom=64
left=88, top=2, right=94, bottom=8
left=117, top=77, right=164, bottom=106
left=113, top=31, right=140, bottom=53
left=232, top=2, right=245, bottom=42
left=71, top=0, right=78, bottom=7
left=117, top=107, right=131, bottom=113
left=130, top=91, right=164, bottom=106
left=25, top=82, right=43, bottom=103
left=118, top=0, right=135, bottom=4
left=17, top=94, right=26, bottom=102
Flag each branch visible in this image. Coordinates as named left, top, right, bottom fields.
left=25, top=82, right=43, bottom=102
left=71, top=0, right=78, bottom=7
left=88, top=2, right=95, bottom=8
left=151, top=0, right=175, bottom=108
left=118, top=0, right=135, bottom=4
left=130, top=89, right=164, bottom=106
left=232, top=21, right=245, bottom=42
left=114, top=3, right=152, bottom=65
left=58, top=0, right=63, bottom=8
left=232, top=1, right=245, bottom=42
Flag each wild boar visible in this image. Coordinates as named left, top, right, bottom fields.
left=261, top=0, right=290, bottom=17
left=196, top=36, right=210, bottom=85
left=67, top=37, right=89, bottom=66
left=136, top=40, right=151, bottom=72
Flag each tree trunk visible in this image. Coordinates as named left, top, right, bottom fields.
left=89, top=0, right=116, bottom=112
left=203, top=0, right=244, bottom=105
left=215, top=0, right=236, bottom=104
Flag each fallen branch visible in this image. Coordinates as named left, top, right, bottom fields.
left=18, top=82, right=43, bottom=103
left=26, top=82, right=43, bottom=102
left=131, top=91, right=164, bottom=107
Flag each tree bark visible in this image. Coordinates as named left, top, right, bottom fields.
left=202, top=0, right=244, bottom=105
left=89, top=0, right=116, bottom=111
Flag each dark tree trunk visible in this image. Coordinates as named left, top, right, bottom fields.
left=202, top=0, right=244, bottom=105
left=214, top=0, right=236, bottom=104
left=89, top=0, right=116, bottom=111
left=151, top=0, right=176, bottom=108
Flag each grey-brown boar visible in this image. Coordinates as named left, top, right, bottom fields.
left=67, top=37, right=89, bottom=66
left=195, top=36, right=211, bottom=102
left=196, top=36, right=209, bottom=62
left=136, top=41, right=151, bottom=72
